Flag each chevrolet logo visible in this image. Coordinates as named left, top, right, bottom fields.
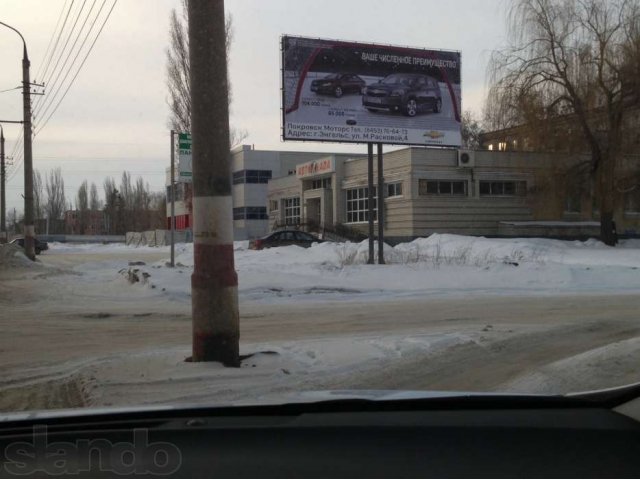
left=424, top=130, right=445, bottom=139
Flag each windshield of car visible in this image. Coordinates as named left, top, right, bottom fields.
left=1, top=0, right=640, bottom=431
left=380, top=74, right=415, bottom=86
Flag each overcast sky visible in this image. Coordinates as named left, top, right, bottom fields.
left=0, top=0, right=508, bottom=215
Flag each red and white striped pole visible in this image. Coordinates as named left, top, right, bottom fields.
left=188, top=0, right=239, bottom=366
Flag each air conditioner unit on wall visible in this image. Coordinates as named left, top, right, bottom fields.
left=457, top=150, right=475, bottom=168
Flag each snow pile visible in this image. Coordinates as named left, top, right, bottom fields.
left=0, top=244, right=38, bottom=270
left=501, top=335, right=640, bottom=394
left=113, top=234, right=640, bottom=304
left=81, top=331, right=469, bottom=408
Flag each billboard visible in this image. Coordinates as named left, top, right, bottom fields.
left=281, top=36, right=461, bottom=147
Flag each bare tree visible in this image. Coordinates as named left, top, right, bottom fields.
left=103, top=176, right=119, bottom=234
left=76, top=181, right=88, bottom=211
left=166, top=1, right=247, bottom=146
left=76, top=180, right=89, bottom=234
left=33, top=169, right=43, bottom=220
left=487, top=0, right=640, bottom=245
left=461, top=110, right=484, bottom=149
left=89, top=182, right=101, bottom=210
left=45, top=168, right=66, bottom=221
left=7, top=208, right=18, bottom=235
left=149, top=191, right=167, bottom=229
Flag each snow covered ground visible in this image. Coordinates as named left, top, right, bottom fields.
left=2, top=234, right=640, bottom=411
left=99, top=234, right=640, bottom=305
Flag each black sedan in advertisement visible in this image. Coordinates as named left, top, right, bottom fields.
left=310, top=73, right=366, bottom=98
left=362, top=73, right=442, bottom=117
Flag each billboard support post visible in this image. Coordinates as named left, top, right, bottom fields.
left=367, top=143, right=374, bottom=264
left=377, top=143, right=385, bottom=264
left=170, top=129, right=175, bottom=268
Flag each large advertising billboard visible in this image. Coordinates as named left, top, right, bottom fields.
left=281, top=36, right=461, bottom=147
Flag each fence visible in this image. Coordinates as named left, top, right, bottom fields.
left=125, top=229, right=192, bottom=247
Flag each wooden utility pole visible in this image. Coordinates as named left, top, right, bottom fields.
left=188, top=0, right=239, bottom=366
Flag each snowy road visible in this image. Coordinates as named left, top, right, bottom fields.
left=1, top=238, right=640, bottom=411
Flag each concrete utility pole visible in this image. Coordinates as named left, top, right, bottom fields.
left=22, top=41, right=35, bottom=260
left=188, top=0, right=240, bottom=365
left=0, top=125, right=5, bottom=240
left=0, top=21, right=35, bottom=259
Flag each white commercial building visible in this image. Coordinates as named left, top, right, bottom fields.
left=166, top=144, right=352, bottom=240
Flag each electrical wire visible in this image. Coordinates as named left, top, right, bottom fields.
left=33, top=0, right=70, bottom=82
left=35, top=0, right=118, bottom=137
left=37, top=0, right=75, bottom=90
left=33, top=0, right=89, bottom=118
left=34, top=0, right=106, bottom=125
left=0, top=86, right=21, bottom=94
left=7, top=0, right=116, bottom=183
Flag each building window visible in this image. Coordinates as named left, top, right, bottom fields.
left=232, top=169, right=272, bottom=184
left=310, top=177, right=332, bottom=189
left=166, top=182, right=186, bottom=202
left=386, top=182, right=403, bottom=198
left=283, top=197, right=300, bottom=225
left=346, top=187, right=377, bottom=223
left=479, top=181, right=526, bottom=196
left=269, top=200, right=279, bottom=212
left=233, top=207, right=268, bottom=220
left=565, top=192, right=582, bottom=214
left=624, top=187, right=640, bottom=214
left=419, top=179, right=466, bottom=196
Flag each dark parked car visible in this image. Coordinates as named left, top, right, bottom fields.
left=362, top=73, right=442, bottom=116
left=249, top=230, right=324, bottom=250
left=310, top=73, right=366, bottom=98
left=10, top=237, right=49, bottom=255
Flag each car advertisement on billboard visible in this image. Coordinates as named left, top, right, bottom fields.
left=282, top=35, right=461, bottom=147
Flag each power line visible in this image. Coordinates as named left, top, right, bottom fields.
left=34, top=0, right=106, bottom=125
left=9, top=0, right=114, bottom=182
left=7, top=130, right=24, bottom=174
left=37, top=0, right=75, bottom=90
left=0, top=1, right=75, bottom=192
left=6, top=126, right=25, bottom=180
left=34, top=0, right=98, bottom=122
left=35, top=0, right=118, bottom=137
left=0, top=86, right=21, bottom=94
left=33, top=0, right=89, bottom=119
left=34, top=0, right=70, bottom=82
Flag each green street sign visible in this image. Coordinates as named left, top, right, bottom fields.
left=178, top=132, right=192, bottom=182
left=178, top=132, right=192, bottom=151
